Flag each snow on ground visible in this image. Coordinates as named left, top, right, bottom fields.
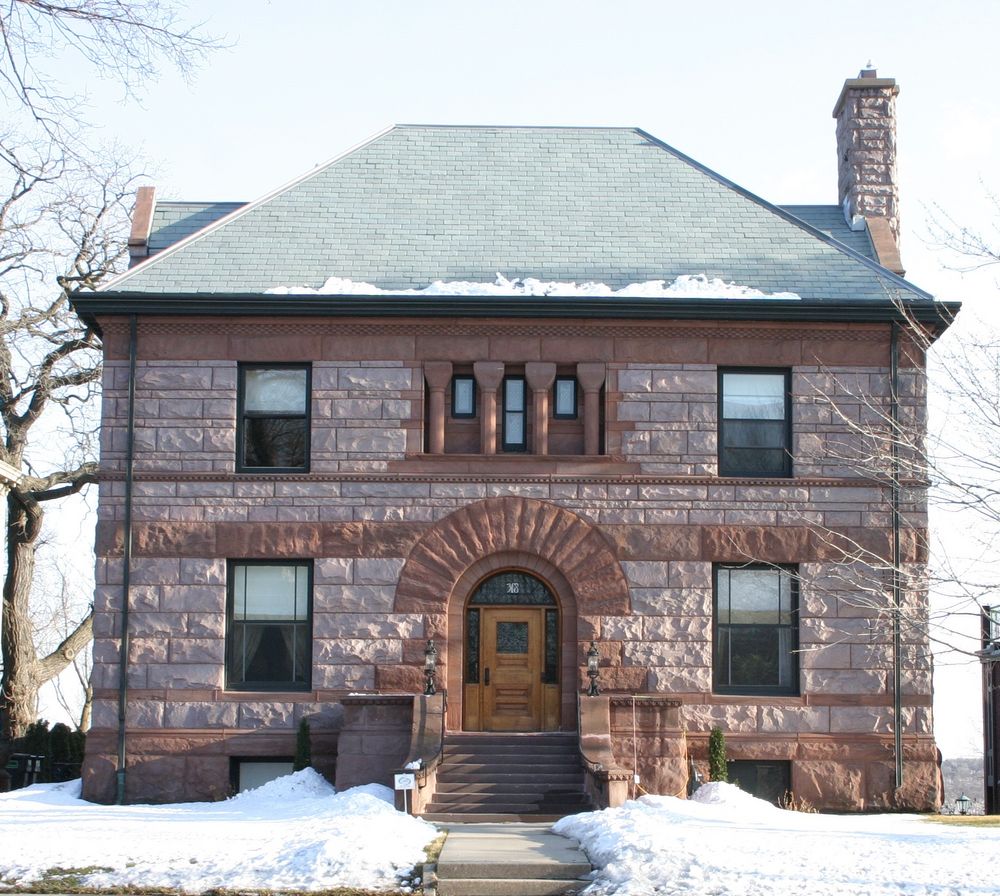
left=554, top=782, right=999, bottom=896
left=4, top=776, right=998, bottom=895
left=0, top=771, right=437, bottom=892
left=266, top=273, right=802, bottom=300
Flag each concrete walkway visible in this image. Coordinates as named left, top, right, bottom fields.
left=432, top=823, right=593, bottom=896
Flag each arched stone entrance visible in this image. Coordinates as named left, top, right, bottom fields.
left=392, top=496, right=630, bottom=731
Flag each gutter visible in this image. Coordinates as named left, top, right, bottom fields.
left=890, top=322, right=903, bottom=790
left=116, top=314, right=138, bottom=804
left=69, top=292, right=961, bottom=334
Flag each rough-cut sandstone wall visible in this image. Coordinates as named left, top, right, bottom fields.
left=84, top=318, right=937, bottom=808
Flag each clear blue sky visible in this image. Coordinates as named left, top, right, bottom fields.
left=54, top=0, right=1000, bottom=759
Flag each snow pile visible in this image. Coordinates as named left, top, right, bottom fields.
left=0, top=771, right=437, bottom=892
left=266, top=272, right=801, bottom=300
left=554, top=782, right=996, bottom=895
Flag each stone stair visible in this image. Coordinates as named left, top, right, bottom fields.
left=422, top=733, right=593, bottom=822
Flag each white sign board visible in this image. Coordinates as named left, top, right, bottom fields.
left=394, top=773, right=416, bottom=791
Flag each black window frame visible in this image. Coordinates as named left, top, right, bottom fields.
left=229, top=756, right=295, bottom=795
left=451, top=374, right=477, bottom=419
left=553, top=376, right=578, bottom=420
left=236, top=363, right=311, bottom=473
left=718, top=367, right=791, bottom=478
left=226, top=560, right=313, bottom=692
left=713, top=563, right=799, bottom=697
left=726, top=760, right=791, bottom=806
left=502, top=375, right=527, bottom=452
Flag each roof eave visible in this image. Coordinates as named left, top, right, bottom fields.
left=70, top=291, right=961, bottom=336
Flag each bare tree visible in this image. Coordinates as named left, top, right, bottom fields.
left=792, top=309, right=991, bottom=660
left=0, top=1, right=220, bottom=134
left=0, top=0, right=218, bottom=743
left=0, top=138, right=139, bottom=740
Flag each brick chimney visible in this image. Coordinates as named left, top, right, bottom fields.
left=833, top=67, right=902, bottom=264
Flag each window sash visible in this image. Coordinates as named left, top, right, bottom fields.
left=238, top=365, right=310, bottom=472
left=228, top=562, right=312, bottom=690
left=452, top=375, right=476, bottom=418
left=719, top=369, right=789, bottom=477
left=714, top=565, right=798, bottom=695
left=553, top=377, right=577, bottom=419
left=502, top=377, right=527, bottom=450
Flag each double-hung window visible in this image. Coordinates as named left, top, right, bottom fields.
left=718, top=369, right=790, bottom=477
left=714, top=564, right=798, bottom=695
left=237, top=364, right=310, bottom=472
left=227, top=561, right=312, bottom=690
left=502, top=376, right=527, bottom=451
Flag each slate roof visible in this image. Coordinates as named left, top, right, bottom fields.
left=102, top=125, right=932, bottom=303
left=147, top=202, right=246, bottom=254
left=779, top=206, right=877, bottom=261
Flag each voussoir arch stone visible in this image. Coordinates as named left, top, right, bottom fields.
left=393, top=496, right=630, bottom=616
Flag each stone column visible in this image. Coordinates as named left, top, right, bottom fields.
left=473, top=361, right=504, bottom=455
left=577, top=362, right=606, bottom=456
left=423, top=361, right=452, bottom=455
left=525, top=362, right=556, bottom=455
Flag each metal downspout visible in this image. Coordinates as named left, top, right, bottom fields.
left=890, top=321, right=903, bottom=789
left=116, top=314, right=138, bottom=804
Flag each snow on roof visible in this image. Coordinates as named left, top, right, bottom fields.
left=265, top=273, right=802, bottom=299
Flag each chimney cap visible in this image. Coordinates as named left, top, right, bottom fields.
left=860, top=60, right=877, bottom=78
left=833, top=72, right=898, bottom=118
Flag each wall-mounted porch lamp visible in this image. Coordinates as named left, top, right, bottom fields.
left=955, top=793, right=971, bottom=816
left=587, top=640, right=601, bottom=697
left=423, top=639, right=438, bottom=696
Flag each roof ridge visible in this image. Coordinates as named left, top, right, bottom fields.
left=394, top=123, right=643, bottom=131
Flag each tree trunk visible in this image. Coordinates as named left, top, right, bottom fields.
left=1, top=493, right=42, bottom=740
left=1, top=492, right=93, bottom=741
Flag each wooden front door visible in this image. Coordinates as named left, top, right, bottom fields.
left=481, top=607, right=543, bottom=731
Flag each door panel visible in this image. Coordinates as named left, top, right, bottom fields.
left=482, top=607, right=542, bottom=731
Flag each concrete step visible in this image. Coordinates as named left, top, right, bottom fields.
left=434, top=785, right=585, bottom=805
left=444, top=733, right=577, bottom=743
left=425, top=802, right=592, bottom=816
left=423, top=812, right=575, bottom=823
left=442, top=752, right=579, bottom=765
left=436, top=780, right=584, bottom=795
left=438, top=763, right=582, bottom=779
left=438, top=765, right=583, bottom=787
left=437, top=877, right=588, bottom=895
left=435, top=823, right=592, bottom=896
